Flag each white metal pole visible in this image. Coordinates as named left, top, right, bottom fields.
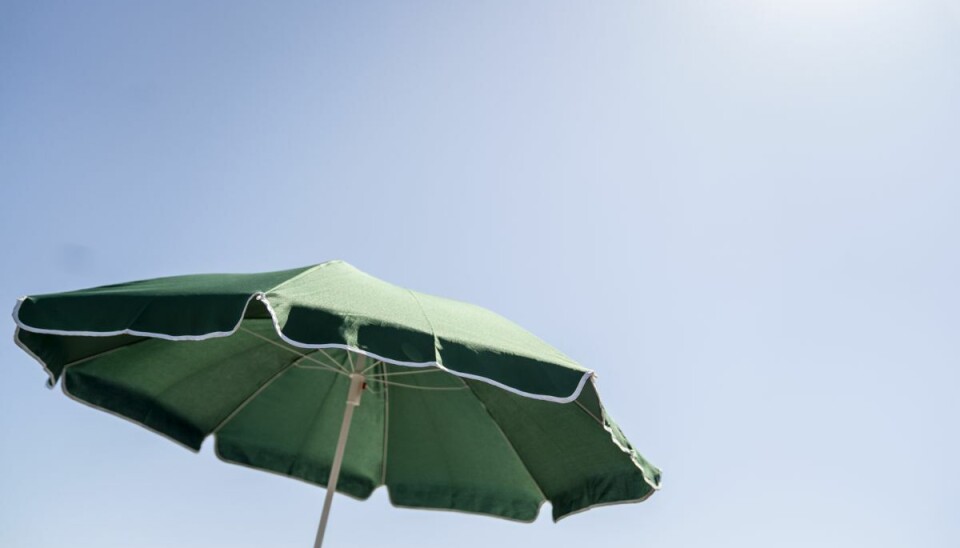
left=313, top=369, right=365, bottom=548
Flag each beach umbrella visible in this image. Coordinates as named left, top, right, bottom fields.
left=13, top=260, right=660, bottom=547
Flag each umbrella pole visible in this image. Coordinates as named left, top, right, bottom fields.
left=313, top=371, right=365, bottom=548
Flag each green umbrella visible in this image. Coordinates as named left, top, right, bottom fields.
left=13, top=260, right=660, bottom=546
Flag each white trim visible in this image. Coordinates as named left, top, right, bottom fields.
left=13, top=327, right=57, bottom=388
left=552, top=488, right=658, bottom=522
left=14, top=293, right=594, bottom=404
left=12, top=294, right=260, bottom=341
left=590, top=377, right=662, bottom=492
left=384, top=493, right=546, bottom=524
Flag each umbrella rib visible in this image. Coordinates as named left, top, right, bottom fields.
left=574, top=401, right=603, bottom=426
left=240, top=327, right=348, bottom=374
left=289, top=373, right=342, bottom=474
left=360, top=359, right=382, bottom=376
left=24, top=334, right=152, bottom=387
left=315, top=349, right=349, bottom=372
left=454, top=376, right=549, bottom=503
left=370, top=378, right=466, bottom=391
left=366, top=368, right=443, bottom=378
left=292, top=363, right=349, bottom=374
left=51, top=338, right=151, bottom=376
left=209, top=354, right=305, bottom=435
left=380, top=360, right=390, bottom=486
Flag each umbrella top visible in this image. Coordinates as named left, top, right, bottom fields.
left=15, top=260, right=592, bottom=403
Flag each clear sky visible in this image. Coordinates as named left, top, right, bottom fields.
left=1, top=1, right=958, bottom=546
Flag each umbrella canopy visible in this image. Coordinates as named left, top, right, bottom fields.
left=13, top=260, right=660, bottom=543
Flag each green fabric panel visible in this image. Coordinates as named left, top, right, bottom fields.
left=465, top=380, right=659, bottom=521
left=576, top=382, right=662, bottom=491
left=16, top=261, right=590, bottom=399
left=17, top=265, right=312, bottom=335
left=269, top=262, right=589, bottom=399
left=266, top=261, right=436, bottom=355
left=414, top=291, right=581, bottom=367
left=600, top=413, right=662, bottom=494
left=16, top=329, right=146, bottom=385
left=63, top=320, right=303, bottom=449
left=381, top=363, right=544, bottom=521
left=215, top=361, right=384, bottom=499
left=17, top=317, right=659, bottom=520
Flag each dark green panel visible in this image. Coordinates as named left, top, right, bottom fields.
left=16, top=265, right=312, bottom=335
left=63, top=320, right=306, bottom=449
left=466, top=380, right=659, bottom=520
left=216, top=364, right=385, bottom=499
left=16, top=329, right=146, bottom=385
left=382, top=364, right=544, bottom=521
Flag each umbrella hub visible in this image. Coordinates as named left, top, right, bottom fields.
left=347, top=373, right=365, bottom=407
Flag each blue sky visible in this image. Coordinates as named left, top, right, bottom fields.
left=1, top=1, right=958, bottom=546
